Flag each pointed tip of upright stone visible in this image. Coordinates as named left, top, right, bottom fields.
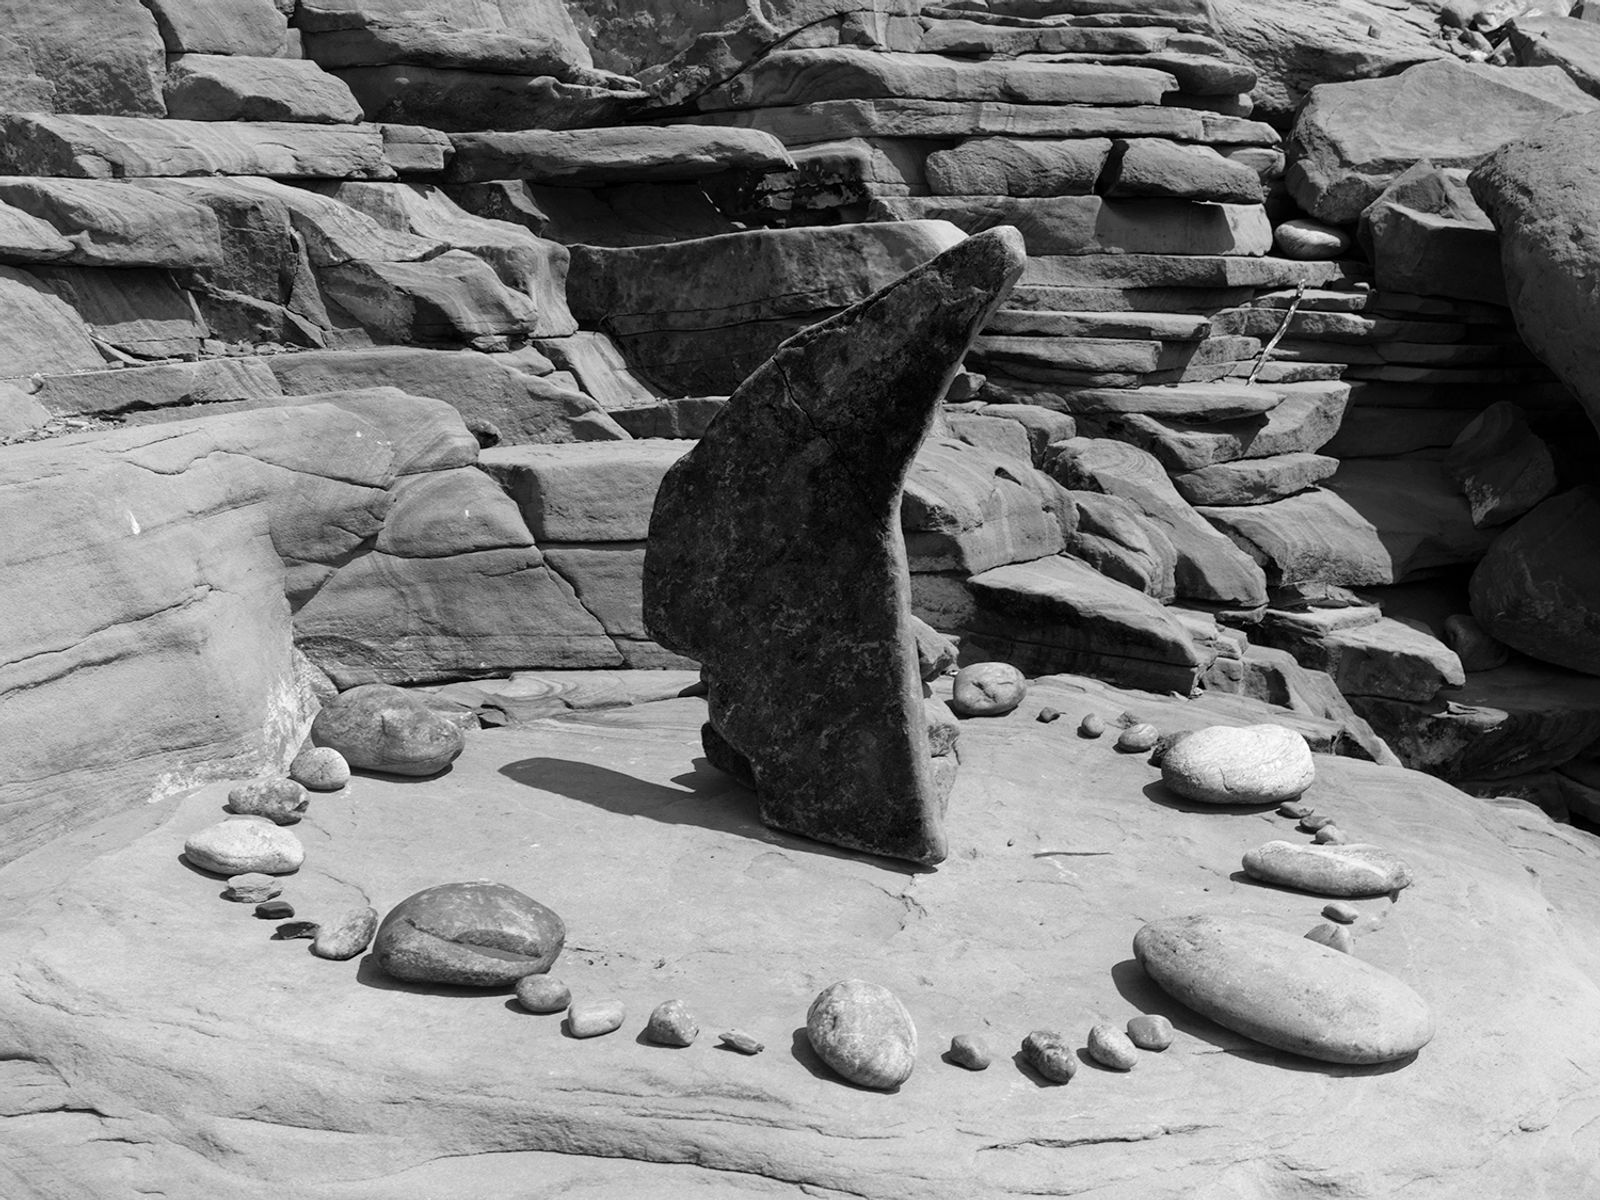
left=643, top=228, right=1025, bottom=866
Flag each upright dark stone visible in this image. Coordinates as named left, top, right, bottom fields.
left=644, top=228, right=1026, bottom=865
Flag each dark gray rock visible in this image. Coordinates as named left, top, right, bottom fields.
left=643, top=228, right=1026, bottom=866
left=374, top=882, right=564, bottom=986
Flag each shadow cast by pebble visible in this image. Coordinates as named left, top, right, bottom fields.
left=1010, top=1048, right=1060, bottom=1088
left=787, top=1027, right=901, bottom=1092
left=1140, top=780, right=1283, bottom=817
left=353, top=953, right=511, bottom=998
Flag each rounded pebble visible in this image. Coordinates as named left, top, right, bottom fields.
left=1305, top=922, right=1355, bottom=954
left=1322, top=901, right=1360, bottom=925
left=646, top=999, right=700, bottom=1047
left=1278, top=802, right=1314, bottom=819
left=1079, top=713, right=1106, bottom=738
left=1301, top=814, right=1337, bottom=831
left=1242, top=841, right=1412, bottom=897
left=1021, top=1030, right=1077, bottom=1083
left=719, top=1030, right=764, bottom=1055
left=273, top=921, right=318, bottom=940
left=1160, top=724, right=1315, bottom=806
left=1037, top=707, right=1061, bottom=724
left=311, top=906, right=378, bottom=961
left=949, top=662, right=1027, bottom=718
left=1087, top=1022, right=1139, bottom=1070
left=255, top=899, right=294, bottom=920
left=947, top=1034, right=991, bottom=1070
left=227, top=778, right=309, bottom=825
left=568, top=999, right=626, bottom=1038
left=1116, top=723, right=1159, bottom=752
left=1126, top=1014, right=1174, bottom=1051
left=1313, top=825, right=1348, bottom=845
left=224, top=873, right=281, bottom=904
left=515, top=975, right=571, bottom=1014
left=185, top=819, right=305, bottom=876
left=1274, top=217, right=1351, bottom=261
left=289, top=746, right=350, bottom=792
left=374, top=882, right=565, bottom=986
left=807, top=979, right=918, bottom=1090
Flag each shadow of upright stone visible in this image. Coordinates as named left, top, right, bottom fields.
left=643, top=227, right=1026, bottom=866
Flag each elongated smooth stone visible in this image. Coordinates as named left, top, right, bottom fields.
left=1242, top=840, right=1412, bottom=897
left=1134, top=914, right=1435, bottom=1064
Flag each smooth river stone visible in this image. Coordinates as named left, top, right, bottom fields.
left=310, top=683, right=465, bottom=777
left=1134, top=914, right=1435, bottom=1064
left=289, top=746, right=350, bottom=792
left=1160, top=723, right=1315, bottom=805
left=1242, top=841, right=1413, bottom=897
left=184, top=819, right=305, bottom=876
left=373, top=882, right=565, bottom=986
left=949, top=661, right=1027, bottom=717
left=643, top=228, right=1026, bottom=865
left=806, top=979, right=918, bottom=1090
left=225, top=777, right=309, bottom=825
left=311, top=907, right=378, bottom=961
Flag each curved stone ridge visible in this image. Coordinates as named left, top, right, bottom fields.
left=1161, top=723, right=1314, bottom=805
left=643, top=227, right=1026, bottom=865
left=1134, top=913, right=1435, bottom=1064
left=1242, top=840, right=1412, bottom=897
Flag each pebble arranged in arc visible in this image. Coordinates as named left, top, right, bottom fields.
left=1086, top=1022, right=1139, bottom=1070
left=1242, top=841, right=1413, bottom=897
left=226, top=778, right=309, bottom=825
left=184, top=819, right=306, bottom=876
left=290, top=746, right=351, bottom=792
left=1159, top=723, right=1315, bottom=806
left=569, top=999, right=626, bottom=1038
left=1126, top=1014, right=1174, bottom=1051
left=1134, top=913, right=1435, bottom=1064
left=646, top=999, right=700, bottom=1047
left=373, top=882, right=565, bottom=986
left=312, top=907, right=378, bottom=961
left=806, top=979, right=918, bottom=1090
left=1116, top=723, right=1160, bottom=752
left=947, top=1034, right=991, bottom=1070
left=949, top=662, right=1028, bottom=717
left=516, top=976, right=571, bottom=1014
left=1021, top=1030, right=1077, bottom=1083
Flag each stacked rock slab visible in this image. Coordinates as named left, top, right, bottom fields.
left=644, top=228, right=1027, bottom=865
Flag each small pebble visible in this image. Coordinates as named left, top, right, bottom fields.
left=1322, top=901, right=1360, bottom=925
left=1037, top=707, right=1061, bottom=724
left=568, top=998, right=626, bottom=1038
left=1078, top=713, right=1106, bottom=738
left=1305, top=923, right=1355, bottom=954
left=1313, top=825, right=1348, bottom=845
left=1278, top=802, right=1313, bottom=820
left=1126, top=1014, right=1174, bottom=1051
left=645, top=999, right=700, bottom=1047
left=514, top=975, right=571, bottom=1014
left=1300, top=814, right=1336, bottom=831
left=1021, top=1030, right=1077, bottom=1083
left=227, top=777, right=309, bottom=825
left=719, top=1030, right=764, bottom=1055
left=273, top=921, right=319, bottom=940
left=311, top=906, right=377, bottom=961
left=1116, top=723, right=1159, bottom=753
left=290, top=746, right=350, bottom=792
left=255, top=899, right=295, bottom=920
left=948, top=1034, right=991, bottom=1070
left=224, top=873, right=281, bottom=904
left=1087, top=1022, right=1139, bottom=1071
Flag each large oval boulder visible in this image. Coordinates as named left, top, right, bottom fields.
left=1161, top=724, right=1314, bottom=806
left=1134, top=914, right=1435, bottom=1064
left=1468, top=487, right=1600, bottom=676
left=1242, top=841, right=1412, bottom=897
left=1471, top=113, right=1600, bottom=440
left=806, top=979, right=918, bottom=1090
left=310, top=684, right=465, bottom=777
left=373, top=882, right=565, bottom=986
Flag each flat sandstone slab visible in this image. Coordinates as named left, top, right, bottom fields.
left=446, top=125, right=792, bottom=186
left=0, top=687, right=1596, bottom=1196
left=0, top=113, right=394, bottom=179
